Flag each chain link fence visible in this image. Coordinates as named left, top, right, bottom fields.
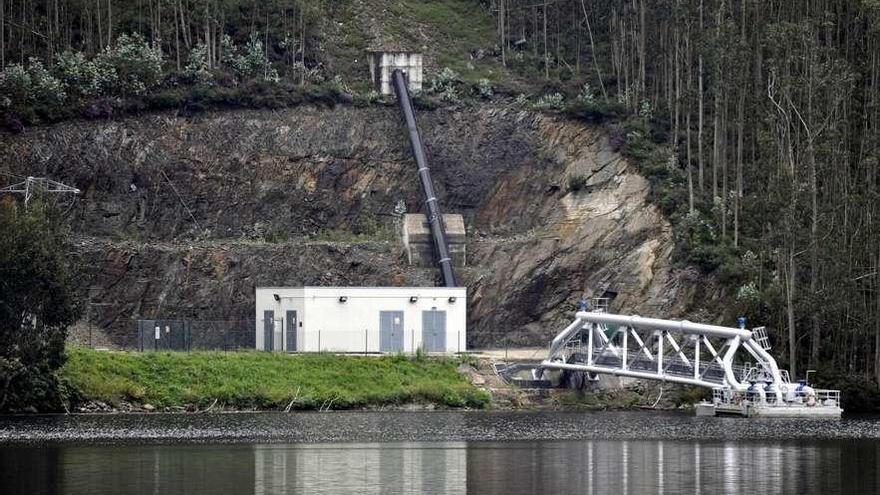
left=136, top=319, right=255, bottom=351
left=132, top=319, right=544, bottom=355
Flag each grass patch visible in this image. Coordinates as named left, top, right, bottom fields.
left=61, top=347, right=489, bottom=410
left=384, top=0, right=507, bottom=83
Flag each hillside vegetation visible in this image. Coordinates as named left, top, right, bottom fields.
left=1, top=0, right=879, bottom=392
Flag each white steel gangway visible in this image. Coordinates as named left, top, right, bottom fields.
left=538, top=310, right=843, bottom=417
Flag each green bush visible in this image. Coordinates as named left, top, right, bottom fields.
left=95, top=33, right=163, bottom=96
left=476, top=78, right=493, bottom=98
left=0, top=59, right=66, bottom=107
left=565, top=98, right=628, bottom=123
left=0, top=64, right=33, bottom=104
left=54, top=50, right=102, bottom=99
left=533, top=92, right=564, bottom=110
left=222, top=33, right=279, bottom=83
left=184, top=44, right=214, bottom=86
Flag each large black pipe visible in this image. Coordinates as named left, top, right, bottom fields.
left=391, top=69, right=457, bottom=287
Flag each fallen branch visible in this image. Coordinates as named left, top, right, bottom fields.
left=284, top=387, right=301, bottom=413
left=202, top=398, right=219, bottom=413
left=651, top=387, right=664, bottom=409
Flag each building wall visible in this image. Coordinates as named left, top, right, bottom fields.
left=255, top=287, right=305, bottom=352
left=255, top=287, right=466, bottom=353
left=369, top=52, right=423, bottom=95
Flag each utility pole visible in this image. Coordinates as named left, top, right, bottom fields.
left=0, top=176, right=80, bottom=209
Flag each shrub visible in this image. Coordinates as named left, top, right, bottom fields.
left=565, top=98, right=628, bottom=123
left=353, top=89, right=380, bottom=107
left=184, top=44, right=214, bottom=86
left=95, top=33, right=163, bottom=96
left=427, top=67, right=460, bottom=95
left=0, top=64, right=32, bottom=104
left=289, top=61, right=322, bottom=84
left=0, top=59, right=66, bottom=107
left=29, top=58, right=67, bottom=105
left=576, top=83, right=595, bottom=104
left=534, top=92, right=564, bottom=110
left=568, top=174, right=588, bottom=192
left=476, top=78, right=493, bottom=98
left=54, top=50, right=102, bottom=99
left=225, top=33, right=280, bottom=83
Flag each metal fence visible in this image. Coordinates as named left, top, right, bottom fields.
left=133, top=320, right=545, bottom=355
left=136, top=319, right=255, bottom=351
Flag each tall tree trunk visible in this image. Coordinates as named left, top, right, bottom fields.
left=174, top=0, right=180, bottom=70
left=1, top=0, right=5, bottom=68
left=875, top=243, right=880, bottom=386
left=579, top=0, right=607, bottom=99
left=499, top=0, right=506, bottom=67
left=543, top=1, right=548, bottom=79
left=787, top=241, right=798, bottom=379
left=685, top=15, right=694, bottom=213
left=107, top=0, right=112, bottom=46
left=638, top=0, right=646, bottom=97
left=808, top=141, right=821, bottom=367
left=96, top=0, right=103, bottom=50
left=735, top=91, right=744, bottom=247
left=300, top=5, right=305, bottom=85
left=697, top=0, right=705, bottom=194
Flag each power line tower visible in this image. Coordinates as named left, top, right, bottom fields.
left=0, top=176, right=80, bottom=209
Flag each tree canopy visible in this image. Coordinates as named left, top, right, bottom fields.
left=0, top=200, right=79, bottom=412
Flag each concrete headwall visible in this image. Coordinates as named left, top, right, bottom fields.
left=402, top=213, right=466, bottom=268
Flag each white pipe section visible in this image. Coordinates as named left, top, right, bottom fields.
left=575, top=312, right=753, bottom=340
left=722, top=336, right=744, bottom=390
left=744, top=339, right=784, bottom=401
left=547, top=317, right=585, bottom=361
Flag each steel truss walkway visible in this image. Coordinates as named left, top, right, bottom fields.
left=541, top=311, right=788, bottom=401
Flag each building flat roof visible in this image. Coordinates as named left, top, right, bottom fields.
left=256, top=286, right=466, bottom=290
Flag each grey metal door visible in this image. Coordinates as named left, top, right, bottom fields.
left=380, top=311, right=404, bottom=352
left=263, top=310, right=274, bottom=351
left=285, top=310, right=297, bottom=352
left=422, top=310, right=447, bottom=352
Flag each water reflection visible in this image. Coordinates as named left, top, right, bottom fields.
left=253, top=443, right=466, bottom=494
left=1, top=438, right=878, bottom=494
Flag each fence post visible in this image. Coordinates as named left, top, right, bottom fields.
left=365, top=329, right=368, bottom=354
left=318, top=330, right=321, bottom=352
left=458, top=331, right=461, bottom=354
left=411, top=329, right=414, bottom=354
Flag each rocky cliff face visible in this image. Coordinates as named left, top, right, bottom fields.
left=0, top=104, right=701, bottom=347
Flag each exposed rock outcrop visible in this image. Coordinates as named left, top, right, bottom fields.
left=0, top=104, right=699, bottom=348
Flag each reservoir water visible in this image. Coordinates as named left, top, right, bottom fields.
left=2, top=411, right=879, bottom=494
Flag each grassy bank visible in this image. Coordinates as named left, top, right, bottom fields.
left=61, top=347, right=490, bottom=411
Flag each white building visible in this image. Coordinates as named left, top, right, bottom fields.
left=254, top=286, right=466, bottom=354
left=367, top=50, right=423, bottom=95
